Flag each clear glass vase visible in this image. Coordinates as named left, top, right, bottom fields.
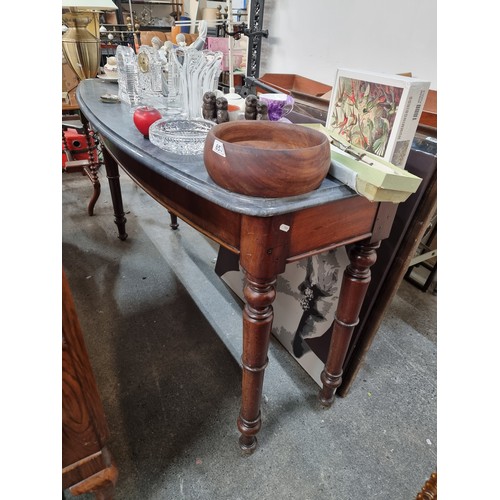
left=170, top=47, right=223, bottom=120
left=116, top=45, right=140, bottom=108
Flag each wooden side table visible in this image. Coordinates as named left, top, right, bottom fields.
left=62, top=270, right=118, bottom=499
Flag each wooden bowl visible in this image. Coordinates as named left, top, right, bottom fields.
left=203, top=121, right=331, bottom=198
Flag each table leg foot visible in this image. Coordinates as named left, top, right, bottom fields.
left=116, top=225, right=128, bottom=241
left=319, top=395, right=334, bottom=408
left=237, top=412, right=261, bottom=453
left=112, top=210, right=128, bottom=240
left=318, top=370, right=342, bottom=407
left=238, top=434, right=257, bottom=454
left=168, top=211, right=179, bottom=230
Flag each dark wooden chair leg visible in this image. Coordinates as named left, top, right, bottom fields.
left=80, top=114, right=102, bottom=217
left=85, top=165, right=101, bottom=216
left=102, top=147, right=128, bottom=241
left=319, top=240, right=380, bottom=406
left=416, top=472, right=437, bottom=499
left=63, top=117, right=102, bottom=216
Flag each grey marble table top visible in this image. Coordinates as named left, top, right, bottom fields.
left=77, top=79, right=356, bottom=217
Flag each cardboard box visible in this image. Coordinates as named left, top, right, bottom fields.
left=328, top=148, right=421, bottom=203
left=326, top=68, right=430, bottom=167
left=301, top=123, right=422, bottom=203
left=62, top=59, right=79, bottom=93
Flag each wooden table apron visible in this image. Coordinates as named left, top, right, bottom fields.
left=76, top=79, right=394, bottom=452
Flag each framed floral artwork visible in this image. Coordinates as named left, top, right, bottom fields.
left=326, top=68, right=430, bottom=167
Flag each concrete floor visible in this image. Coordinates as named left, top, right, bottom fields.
left=62, top=169, right=437, bottom=500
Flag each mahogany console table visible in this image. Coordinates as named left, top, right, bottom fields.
left=76, top=79, right=396, bottom=452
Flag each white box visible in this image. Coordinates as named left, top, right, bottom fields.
left=326, top=68, right=430, bottom=167
left=299, top=123, right=423, bottom=203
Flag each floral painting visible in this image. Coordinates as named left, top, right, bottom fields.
left=329, top=76, right=404, bottom=157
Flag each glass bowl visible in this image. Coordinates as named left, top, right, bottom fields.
left=149, top=118, right=215, bottom=155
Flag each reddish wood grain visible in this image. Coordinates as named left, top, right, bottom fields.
left=62, top=270, right=118, bottom=498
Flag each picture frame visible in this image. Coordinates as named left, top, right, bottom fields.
left=215, top=246, right=350, bottom=387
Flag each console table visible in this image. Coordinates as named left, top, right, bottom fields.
left=76, top=79, right=396, bottom=452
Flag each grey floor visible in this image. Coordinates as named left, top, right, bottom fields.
left=62, top=169, right=437, bottom=500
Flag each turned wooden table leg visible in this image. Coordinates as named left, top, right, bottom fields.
left=319, top=240, right=380, bottom=406
left=237, top=214, right=291, bottom=452
left=102, top=147, right=128, bottom=241
left=237, top=272, right=275, bottom=453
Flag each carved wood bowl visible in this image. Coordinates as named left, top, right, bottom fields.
left=203, top=121, right=331, bottom=198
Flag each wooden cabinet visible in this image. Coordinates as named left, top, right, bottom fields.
left=62, top=270, right=118, bottom=499
left=338, top=136, right=437, bottom=396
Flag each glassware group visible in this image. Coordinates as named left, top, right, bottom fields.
left=115, top=42, right=223, bottom=120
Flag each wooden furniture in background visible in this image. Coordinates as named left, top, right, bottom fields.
left=138, top=30, right=198, bottom=46
left=416, top=472, right=437, bottom=499
left=120, top=0, right=184, bottom=28
left=63, top=98, right=102, bottom=216
left=338, top=137, right=437, bottom=396
left=404, top=208, right=437, bottom=293
left=62, top=270, right=118, bottom=499
left=419, top=90, right=437, bottom=132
